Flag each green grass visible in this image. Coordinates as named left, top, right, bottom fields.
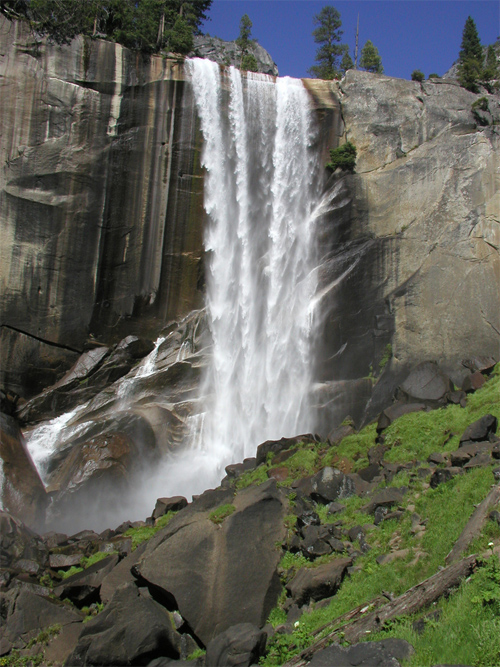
left=383, top=366, right=500, bottom=464
left=235, top=464, right=269, bottom=490
left=209, top=504, right=236, bottom=524
left=259, top=367, right=500, bottom=666
left=124, top=510, right=177, bottom=549
left=366, top=556, right=500, bottom=666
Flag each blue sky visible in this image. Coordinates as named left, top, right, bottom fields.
left=200, top=1, right=499, bottom=80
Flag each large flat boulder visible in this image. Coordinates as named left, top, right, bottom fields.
left=136, top=480, right=286, bottom=645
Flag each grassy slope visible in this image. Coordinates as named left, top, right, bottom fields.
left=249, top=366, right=500, bottom=666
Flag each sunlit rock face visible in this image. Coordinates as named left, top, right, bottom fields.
left=313, top=70, right=500, bottom=428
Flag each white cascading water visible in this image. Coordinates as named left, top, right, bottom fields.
left=187, top=58, right=320, bottom=469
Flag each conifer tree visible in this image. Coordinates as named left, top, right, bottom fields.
left=340, top=45, right=353, bottom=73
left=359, top=40, right=383, bottom=74
left=457, top=16, right=483, bottom=92
left=308, top=5, right=344, bottom=80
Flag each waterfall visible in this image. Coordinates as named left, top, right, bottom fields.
left=187, top=59, right=320, bottom=469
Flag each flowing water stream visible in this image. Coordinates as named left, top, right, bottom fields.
left=188, top=58, right=321, bottom=468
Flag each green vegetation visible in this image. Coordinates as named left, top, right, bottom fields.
left=340, top=45, right=354, bottom=73
left=25, top=625, right=62, bottom=648
left=471, top=96, right=490, bottom=125
left=241, top=53, right=258, bottom=72
left=236, top=14, right=258, bottom=72
left=125, top=510, right=177, bottom=549
left=367, top=557, right=500, bottom=666
left=458, top=16, right=484, bottom=92
left=82, top=602, right=105, bottom=622
left=0, top=653, right=44, bottom=667
left=1, top=0, right=212, bottom=55
left=308, top=5, right=346, bottom=80
left=256, top=366, right=500, bottom=666
left=359, top=39, right=383, bottom=74
left=187, top=648, right=206, bottom=660
left=378, top=343, right=392, bottom=371
left=326, top=142, right=357, bottom=173
left=411, top=69, right=425, bottom=82
left=209, top=503, right=236, bottom=524
left=58, top=550, right=117, bottom=579
left=428, top=73, right=439, bottom=79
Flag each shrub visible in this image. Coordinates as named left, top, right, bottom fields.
left=428, top=73, right=439, bottom=79
left=241, top=53, right=258, bottom=72
left=411, top=69, right=425, bottom=82
left=326, top=142, right=356, bottom=173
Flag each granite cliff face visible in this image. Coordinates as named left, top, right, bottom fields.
left=0, top=17, right=206, bottom=397
left=313, top=71, right=499, bottom=428
left=1, top=17, right=499, bottom=428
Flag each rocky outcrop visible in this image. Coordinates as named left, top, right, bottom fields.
left=191, top=35, right=278, bottom=76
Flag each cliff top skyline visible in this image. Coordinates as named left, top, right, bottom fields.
left=202, top=0, right=499, bottom=80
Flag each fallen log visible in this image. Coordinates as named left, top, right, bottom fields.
left=445, top=483, right=500, bottom=565
left=284, top=554, right=479, bottom=667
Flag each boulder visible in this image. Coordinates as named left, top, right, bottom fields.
left=363, top=487, right=406, bottom=515
left=136, top=480, right=286, bottom=645
left=152, top=496, right=188, bottom=520
left=430, top=467, right=462, bottom=488
left=0, top=586, right=82, bottom=652
left=307, top=638, right=414, bottom=666
left=376, top=402, right=427, bottom=432
left=205, top=623, right=267, bottom=667
left=462, top=356, right=497, bottom=374
left=45, top=413, right=158, bottom=533
left=65, top=583, right=182, bottom=665
left=256, top=434, right=319, bottom=465
left=307, top=467, right=356, bottom=504
left=397, top=362, right=453, bottom=405
left=462, top=371, right=486, bottom=393
left=286, top=558, right=351, bottom=606
left=0, top=413, right=48, bottom=529
left=459, top=415, right=498, bottom=445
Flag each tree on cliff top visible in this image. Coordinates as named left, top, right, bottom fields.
left=4, top=0, right=212, bottom=53
left=359, top=39, right=383, bottom=74
left=457, top=16, right=483, bottom=92
left=308, top=5, right=345, bottom=80
left=236, top=14, right=258, bottom=72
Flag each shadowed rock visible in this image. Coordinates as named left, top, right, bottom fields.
left=205, top=623, right=267, bottom=667
left=65, top=583, right=182, bottom=666
left=0, top=414, right=47, bottom=529
left=136, top=480, right=286, bottom=645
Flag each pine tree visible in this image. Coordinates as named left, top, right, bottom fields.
left=359, top=40, right=383, bottom=74
left=308, top=5, right=344, bottom=80
left=457, top=16, right=483, bottom=92
left=340, top=45, right=353, bottom=73
left=482, top=45, right=499, bottom=83
left=236, top=13, right=253, bottom=50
